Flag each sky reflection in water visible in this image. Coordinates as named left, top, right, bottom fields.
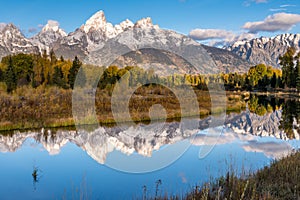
left=0, top=100, right=300, bottom=199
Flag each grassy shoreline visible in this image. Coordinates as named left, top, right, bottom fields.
left=0, top=104, right=244, bottom=132
left=144, top=151, right=300, bottom=200
left=0, top=86, right=271, bottom=132
left=185, top=151, right=300, bottom=200
left=251, top=91, right=300, bottom=99
left=1, top=86, right=298, bottom=132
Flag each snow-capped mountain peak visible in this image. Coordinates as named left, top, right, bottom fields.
left=2, top=23, right=22, bottom=35
left=134, top=17, right=159, bottom=29
left=0, top=23, right=38, bottom=55
left=120, top=19, right=134, bottom=29
left=41, top=20, right=67, bottom=36
left=83, top=10, right=107, bottom=33
left=30, top=20, right=67, bottom=53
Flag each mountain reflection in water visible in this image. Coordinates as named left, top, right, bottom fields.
left=1, top=96, right=299, bottom=165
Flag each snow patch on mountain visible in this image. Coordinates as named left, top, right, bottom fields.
left=0, top=23, right=38, bottom=56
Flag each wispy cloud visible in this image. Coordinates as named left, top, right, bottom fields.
left=191, top=132, right=235, bottom=146
left=280, top=4, right=296, bottom=8
left=269, top=4, right=295, bottom=12
left=244, top=0, right=268, bottom=7
left=243, top=12, right=300, bottom=33
left=28, top=27, right=38, bottom=34
left=269, top=8, right=287, bottom=12
left=188, top=28, right=256, bottom=46
left=20, top=24, right=43, bottom=37
left=255, top=0, right=268, bottom=3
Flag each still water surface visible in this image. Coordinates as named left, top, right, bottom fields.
left=0, top=96, right=299, bottom=200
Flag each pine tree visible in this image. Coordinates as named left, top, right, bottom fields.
left=68, top=56, right=82, bottom=89
left=271, top=73, right=277, bottom=88
left=47, top=72, right=52, bottom=85
left=296, top=55, right=300, bottom=91
left=5, top=57, right=16, bottom=93
left=49, top=49, right=57, bottom=65
left=40, top=65, right=45, bottom=84
left=60, top=55, right=65, bottom=62
left=279, top=47, right=296, bottom=88
left=0, top=68, right=3, bottom=82
left=52, top=66, right=66, bottom=88
left=42, top=49, right=48, bottom=60
left=31, top=71, right=37, bottom=88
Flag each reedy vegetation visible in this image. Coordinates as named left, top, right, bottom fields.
left=143, top=151, right=300, bottom=200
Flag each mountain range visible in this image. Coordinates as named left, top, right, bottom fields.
left=0, top=10, right=299, bottom=73
left=226, top=33, right=300, bottom=68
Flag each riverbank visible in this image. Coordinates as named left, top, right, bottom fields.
left=1, top=85, right=299, bottom=132
left=251, top=90, right=300, bottom=99
left=0, top=86, right=247, bottom=131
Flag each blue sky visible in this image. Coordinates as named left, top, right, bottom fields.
left=0, top=0, right=299, bottom=45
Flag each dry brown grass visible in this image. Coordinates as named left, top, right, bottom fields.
left=0, top=85, right=246, bottom=131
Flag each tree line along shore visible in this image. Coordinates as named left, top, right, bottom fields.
left=0, top=47, right=299, bottom=130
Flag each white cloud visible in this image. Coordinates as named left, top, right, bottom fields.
left=269, top=8, right=287, bottom=12
left=191, top=132, right=236, bottom=146
left=190, top=129, right=257, bottom=146
left=191, top=128, right=294, bottom=160
left=0, top=23, right=6, bottom=31
left=244, top=0, right=267, bottom=7
left=243, top=12, right=300, bottom=33
left=47, top=20, right=60, bottom=28
left=0, top=23, right=7, bottom=31
left=280, top=4, right=296, bottom=8
left=189, top=29, right=234, bottom=40
left=242, top=141, right=293, bottom=159
left=255, top=0, right=267, bottom=3
left=188, top=28, right=256, bottom=46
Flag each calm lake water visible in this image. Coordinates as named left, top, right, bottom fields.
left=0, top=95, right=299, bottom=200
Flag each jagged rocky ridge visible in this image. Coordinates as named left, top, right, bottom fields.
left=226, top=33, right=300, bottom=68
left=1, top=10, right=298, bottom=72
left=202, top=45, right=252, bottom=73
left=31, top=20, right=67, bottom=53
left=0, top=24, right=39, bottom=56
left=0, top=10, right=251, bottom=73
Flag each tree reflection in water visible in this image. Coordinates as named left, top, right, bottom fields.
left=247, top=94, right=299, bottom=139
